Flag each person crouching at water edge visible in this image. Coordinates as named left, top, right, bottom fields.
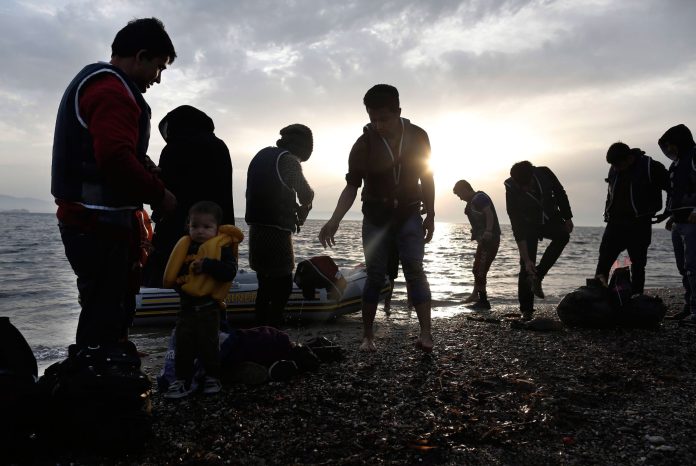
left=319, top=84, right=435, bottom=353
left=245, top=124, right=315, bottom=328
left=505, top=161, right=573, bottom=321
left=453, top=180, right=501, bottom=311
left=162, top=201, right=242, bottom=399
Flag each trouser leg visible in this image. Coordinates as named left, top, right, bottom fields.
left=255, top=274, right=272, bottom=324
left=174, top=310, right=196, bottom=382
left=536, top=223, right=570, bottom=278
left=268, top=274, right=293, bottom=327
left=518, top=238, right=538, bottom=312
left=595, top=222, right=625, bottom=281
left=60, top=224, right=132, bottom=348
left=626, top=221, right=652, bottom=294
left=673, top=223, right=696, bottom=315
left=473, top=238, right=499, bottom=292
left=196, top=308, right=221, bottom=378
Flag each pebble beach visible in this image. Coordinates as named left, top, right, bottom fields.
left=34, top=287, right=695, bottom=466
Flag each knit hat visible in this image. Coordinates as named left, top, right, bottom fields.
left=277, top=124, right=313, bottom=161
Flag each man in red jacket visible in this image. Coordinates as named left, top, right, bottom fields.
left=51, top=18, right=177, bottom=349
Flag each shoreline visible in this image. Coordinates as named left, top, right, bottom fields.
left=35, top=287, right=695, bottom=465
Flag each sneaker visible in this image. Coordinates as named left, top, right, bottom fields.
left=467, top=299, right=491, bottom=311
left=163, top=379, right=192, bottom=399
left=268, top=360, right=298, bottom=382
left=521, top=310, right=534, bottom=322
left=202, top=376, right=222, bottom=395
left=527, top=275, right=545, bottom=299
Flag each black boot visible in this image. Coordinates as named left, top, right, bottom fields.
left=468, top=291, right=491, bottom=311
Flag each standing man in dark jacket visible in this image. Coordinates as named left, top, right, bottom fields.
left=318, top=84, right=435, bottom=352
left=51, top=18, right=177, bottom=348
left=505, top=161, right=573, bottom=320
left=144, top=105, right=235, bottom=287
left=246, top=124, right=314, bottom=327
left=659, top=124, right=696, bottom=324
left=595, top=142, right=668, bottom=294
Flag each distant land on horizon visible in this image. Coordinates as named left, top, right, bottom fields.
left=0, top=194, right=54, bottom=213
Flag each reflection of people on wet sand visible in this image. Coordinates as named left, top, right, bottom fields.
left=595, top=142, right=668, bottom=294
left=505, top=161, right=573, bottom=321
left=246, top=124, right=314, bottom=328
left=453, top=180, right=501, bottom=310
left=319, top=84, right=435, bottom=352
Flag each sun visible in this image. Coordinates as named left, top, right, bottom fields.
left=427, top=112, right=550, bottom=194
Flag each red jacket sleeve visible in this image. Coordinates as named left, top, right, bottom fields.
left=79, top=75, right=164, bottom=205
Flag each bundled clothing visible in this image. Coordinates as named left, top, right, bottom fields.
left=346, top=118, right=432, bottom=306
left=596, top=151, right=668, bottom=293
left=246, top=126, right=314, bottom=326
left=144, top=105, right=235, bottom=287
left=505, top=166, right=572, bottom=313
left=51, top=62, right=164, bottom=347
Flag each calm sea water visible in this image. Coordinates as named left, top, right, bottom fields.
left=0, top=213, right=682, bottom=373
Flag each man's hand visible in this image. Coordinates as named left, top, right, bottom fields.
left=156, top=188, right=177, bottom=214
left=688, top=212, right=696, bottom=224
left=423, top=214, right=435, bottom=243
left=319, top=220, right=339, bottom=249
left=481, top=230, right=493, bottom=242
left=564, top=219, right=574, bottom=234
left=524, top=259, right=537, bottom=276
left=666, top=218, right=674, bottom=231
left=190, top=259, right=204, bottom=274
left=143, top=155, right=161, bottom=174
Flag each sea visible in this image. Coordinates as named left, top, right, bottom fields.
left=0, top=212, right=682, bottom=374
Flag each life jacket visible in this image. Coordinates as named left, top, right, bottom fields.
left=162, top=225, right=244, bottom=309
left=360, top=118, right=426, bottom=212
left=504, top=166, right=570, bottom=226
left=604, top=154, right=663, bottom=221
left=464, top=191, right=501, bottom=241
left=51, top=62, right=151, bottom=209
left=245, top=147, right=298, bottom=232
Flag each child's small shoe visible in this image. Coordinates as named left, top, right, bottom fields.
left=163, top=379, right=192, bottom=399
left=202, top=376, right=222, bottom=395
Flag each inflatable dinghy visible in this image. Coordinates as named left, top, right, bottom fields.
left=135, top=262, right=388, bottom=326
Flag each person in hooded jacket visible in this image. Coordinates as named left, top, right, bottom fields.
left=659, top=124, right=696, bottom=324
left=143, top=105, right=235, bottom=288
left=245, top=124, right=315, bottom=327
left=595, top=142, right=669, bottom=294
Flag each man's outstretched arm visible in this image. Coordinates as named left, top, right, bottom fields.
left=318, top=184, right=358, bottom=248
left=421, top=172, right=435, bottom=243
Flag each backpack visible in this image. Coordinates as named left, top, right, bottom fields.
left=0, top=317, right=38, bottom=459
left=294, top=256, right=347, bottom=300
left=617, top=294, right=667, bottom=329
left=36, top=341, right=153, bottom=453
left=556, top=279, right=618, bottom=328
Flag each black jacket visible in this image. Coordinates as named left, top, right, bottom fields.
left=604, top=154, right=668, bottom=222
left=144, top=105, right=234, bottom=287
left=504, top=166, right=572, bottom=242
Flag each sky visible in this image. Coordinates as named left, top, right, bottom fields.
left=1, top=0, right=695, bottom=225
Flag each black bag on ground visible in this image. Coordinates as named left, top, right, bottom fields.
left=36, top=341, right=153, bottom=453
left=0, top=317, right=39, bottom=458
left=617, top=294, right=667, bottom=329
left=556, top=279, right=618, bottom=328
left=294, top=256, right=347, bottom=300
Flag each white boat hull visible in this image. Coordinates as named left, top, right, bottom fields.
left=134, top=266, right=387, bottom=326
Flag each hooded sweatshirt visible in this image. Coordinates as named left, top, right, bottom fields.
left=660, top=124, right=696, bottom=223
